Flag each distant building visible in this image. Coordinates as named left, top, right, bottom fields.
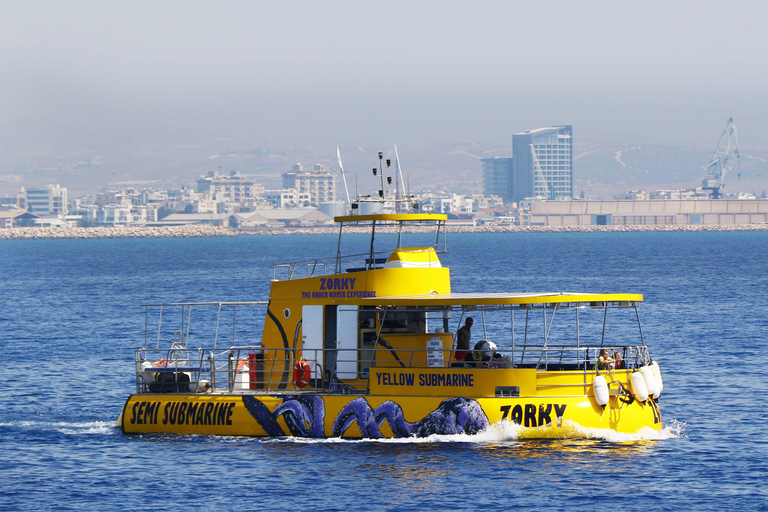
left=236, top=208, right=332, bottom=228
left=158, top=212, right=233, bottom=227
left=17, top=184, right=68, bottom=216
left=649, top=189, right=697, bottom=200
left=618, top=190, right=650, bottom=201
left=473, top=194, right=504, bottom=210
left=281, top=164, right=336, bottom=207
left=511, top=126, right=573, bottom=203
left=96, top=189, right=134, bottom=207
left=481, top=158, right=512, bottom=203
left=196, top=171, right=264, bottom=205
left=96, top=205, right=131, bottom=226
left=0, top=209, right=40, bottom=228
left=528, top=199, right=768, bottom=226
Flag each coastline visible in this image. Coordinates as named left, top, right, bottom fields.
left=2, top=222, right=768, bottom=240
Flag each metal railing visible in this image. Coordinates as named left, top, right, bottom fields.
left=273, top=250, right=397, bottom=280
left=133, top=343, right=653, bottom=397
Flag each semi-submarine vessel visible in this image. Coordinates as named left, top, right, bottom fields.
left=120, top=206, right=664, bottom=439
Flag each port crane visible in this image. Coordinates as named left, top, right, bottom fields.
left=530, top=144, right=554, bottom=200
left=701, top=117, right=740, bottom=199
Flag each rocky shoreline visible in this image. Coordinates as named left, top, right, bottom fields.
left=2, top=222, right=768, bottom=240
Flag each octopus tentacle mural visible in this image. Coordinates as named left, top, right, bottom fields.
left=242, top=395, right=489, bottom=438
left=332, top=397, right=384, bottom=438
left=242, top=395, right=325, bottom=437
left=265, top=306, right=291, bottom=389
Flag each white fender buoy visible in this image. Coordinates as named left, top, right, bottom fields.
left=650, top=361, right=663, bottom=399
left=194, top=379, right=211, bottom=393
left=630, top=371, right=649, bottom=403
left=139, top=361, right=156, bottom=384
left=639, top=365, right=659, bottom=398
left=593, top=375, right=610, bottom=407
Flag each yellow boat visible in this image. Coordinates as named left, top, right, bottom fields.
left=120, top=212, right=663, bottom=438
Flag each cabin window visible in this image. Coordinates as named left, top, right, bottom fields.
left=360, top=306, right=451, bottom=335
left=379, top=307, right=430, bottom=334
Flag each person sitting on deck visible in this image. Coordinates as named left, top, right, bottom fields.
left=597, top=349, right=615, bottom=371
left=613, top=351, right=625, bottom=370
left=465, top=340, right=497, bottom=368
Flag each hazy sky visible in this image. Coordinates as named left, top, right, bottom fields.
left=1, top=0, right=767, bottom=151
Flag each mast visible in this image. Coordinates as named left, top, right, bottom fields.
left=336, top=145, right=352, bottom=211
left=394, top=144, right=409, bottom=212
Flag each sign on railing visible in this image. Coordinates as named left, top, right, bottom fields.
left=427, top=336, right=444, bottom=368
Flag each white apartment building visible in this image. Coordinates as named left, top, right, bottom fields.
left=473, top=194, right=504, bottom=210
left=193, top=199, right=218, bottom=214
left=263, top=189, right=313, bottom=208
left=95, top=204, right=158, bottom=226
left=17, top=184, right=68, bottom=216
left=196, top=171, right=264, bottom=205
left=281, top=164, right=336, bottom=207
left=97, top=205, right=131, bottom=226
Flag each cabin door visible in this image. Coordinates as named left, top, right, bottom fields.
left=337, top=306, right=359, bottom=379
left=301, top=305, right=323, bottom=375
left=323, top=305, right=337, bottom=379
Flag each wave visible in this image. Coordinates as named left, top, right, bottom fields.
left=255, top=418, right=687, bottom=445
left=0, top=420, right=117, bottom=435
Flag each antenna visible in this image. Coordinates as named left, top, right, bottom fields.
left=394, top=145, right=409, bottom=212
left=336, top=145, right=352, bottom=210
left=377, top=152, right=386, bottom=199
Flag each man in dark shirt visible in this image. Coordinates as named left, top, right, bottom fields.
left=455, top=317, right=473, bottom=363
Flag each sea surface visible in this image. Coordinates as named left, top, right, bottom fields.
left=1, top=231, right=766, bottom=511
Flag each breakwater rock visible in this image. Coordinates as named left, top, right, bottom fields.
left=0, top=225, right=238, bottom=240
left=2, top=223, right=768, bottom=240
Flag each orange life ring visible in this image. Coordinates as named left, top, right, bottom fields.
left=152, top=359, right=169, bottom=368
left=236, top=359, right=249, bottom=372
left=292, top=359, right=311, bottom=388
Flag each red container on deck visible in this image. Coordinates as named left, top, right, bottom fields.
left=248, top=352, right=258, bottom=389
left=248, top=351, right=265, bottom=389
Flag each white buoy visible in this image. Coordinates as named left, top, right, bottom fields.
left=139, top=361, right=156, bottom=385
left=630, top=371, right=649, bottom=402
left=639, top=365, right=659, bottom=398
left=194, top=379, right=211, bottom=393
left=650, top=361, right=663, bottom=399
left=593, top=375, right=610, bottom=407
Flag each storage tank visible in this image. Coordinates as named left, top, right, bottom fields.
left=319, top=201, right=348, bottom=218
left=358, top=201, right=385, bottom=215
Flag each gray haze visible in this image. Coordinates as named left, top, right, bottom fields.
left=1, top=1, right=767, bottom=195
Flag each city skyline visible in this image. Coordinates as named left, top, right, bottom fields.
left=2, top=2, right=767, bottom=197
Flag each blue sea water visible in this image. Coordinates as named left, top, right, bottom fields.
left=1, top=231, right=767, bottom=511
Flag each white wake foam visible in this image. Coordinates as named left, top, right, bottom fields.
left=261, top=418, right=686, bottom=444
left=0, top=420, right=117, bottom=435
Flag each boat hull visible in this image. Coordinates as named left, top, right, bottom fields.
left=121, top=392, right=661, bottom=438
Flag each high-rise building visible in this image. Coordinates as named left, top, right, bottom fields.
left=481, top=158, right=513, bottom=203
left=281, top=164, right=336, bottom=207
left=17, top=184, right=68, bottom=216
left=511, top=126, right=573, bottom=203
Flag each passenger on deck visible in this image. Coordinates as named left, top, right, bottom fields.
left=453, top=317, right=473, bottom=365
left=597, top=349, right=615, bottom=371
left=466, top=340, right=497, bottom=368
left=613, top=351, right=625, bottom=369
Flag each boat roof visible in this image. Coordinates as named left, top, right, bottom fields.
left=334, top=213, right=448, bottom=223
left=347, top=292, right=643, bottom=307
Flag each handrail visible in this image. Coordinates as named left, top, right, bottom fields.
left=273, top=249, right=401, bottom=280
left=133, top=344, right=651, bottom=396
